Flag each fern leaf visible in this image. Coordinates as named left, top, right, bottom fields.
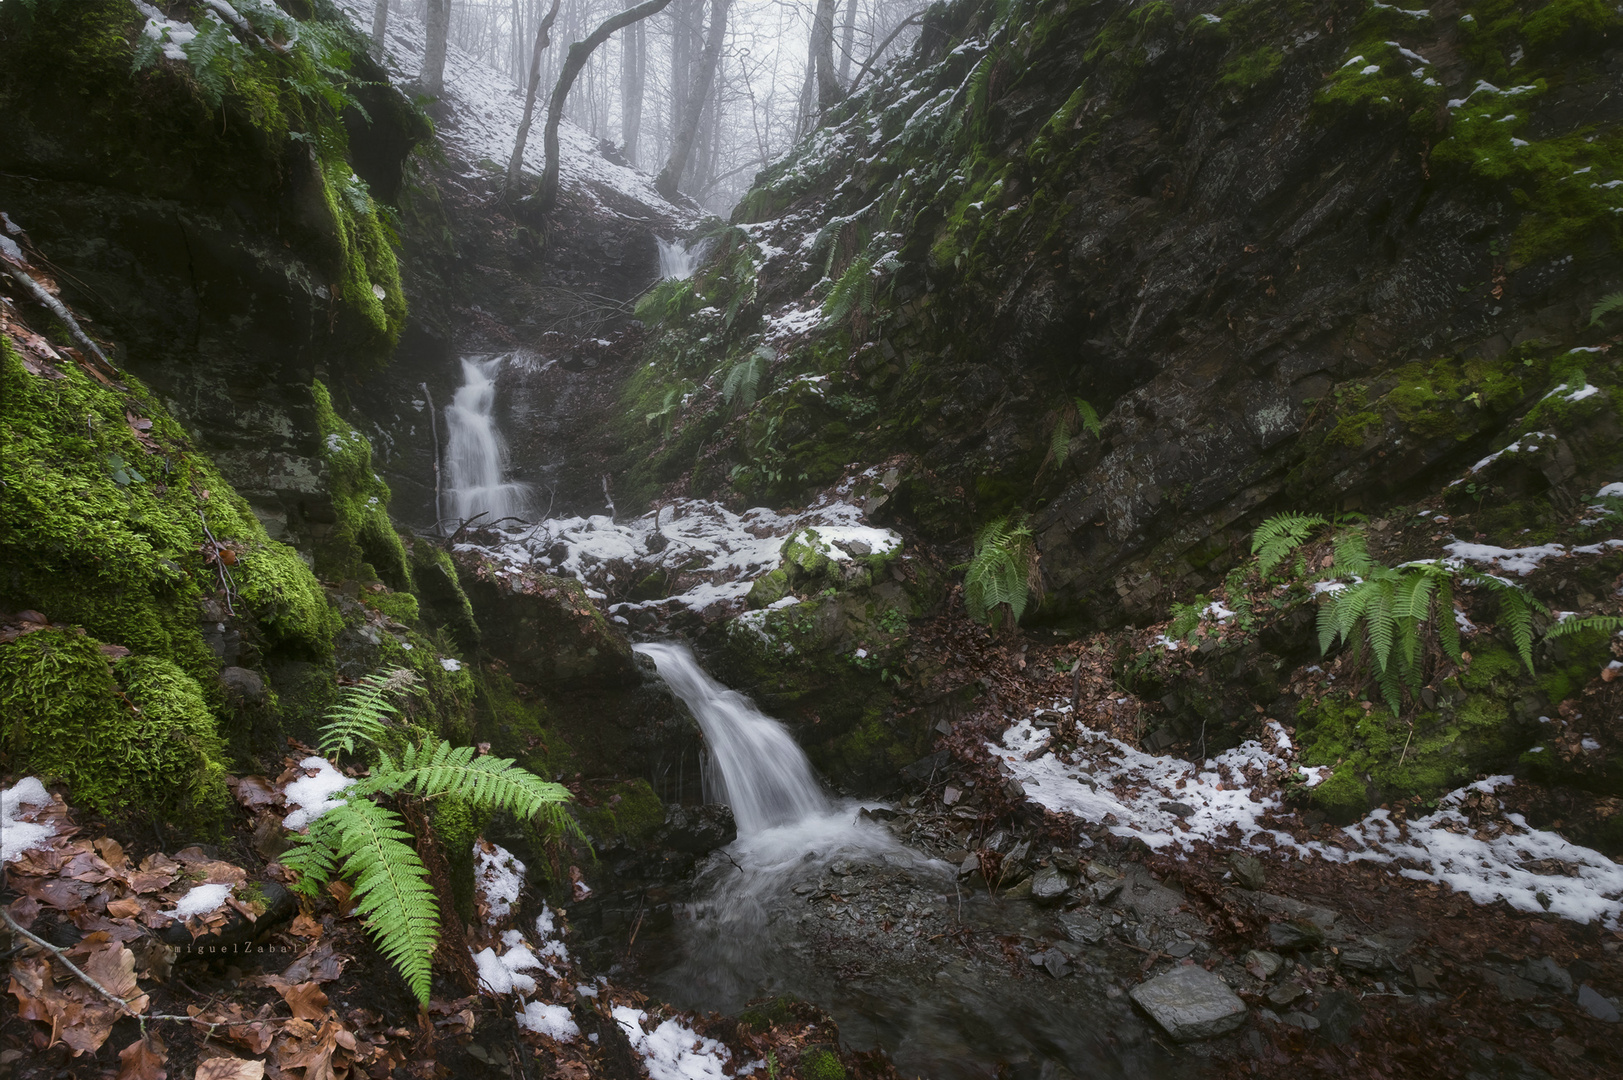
left=1500, top=590, right=1535, bottom=673
left=1366, top=580, right=1397, bottom=675
left=1591, top=291, right=1623, bottom=326
left=374, top=741, right=578, bottom=827
left=1253, top=513, right=1326, bottom=576
left=1075, top=398, right=1101, bottom=438
left=1377, top=662, right=1403, bottom=717
left=325, top=799, right=439, bottom=1006
left=319, top=671, right=403, bottom=757
left=1317, top=593, right=1339, bottom=655
left=1437, top=578, right=1463, bottom=664
left=1332, top=528, right=1372, bottom=576
left=1544, top=614, right=1623, bottom=639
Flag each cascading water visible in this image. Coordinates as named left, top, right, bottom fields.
left=630, top=643, right=1175, bottom=1079
left=444, top=356, right=530, bottom=526
left=656, top=236, right=709, bottom=280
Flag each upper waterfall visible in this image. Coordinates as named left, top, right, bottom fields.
left=444, top=356, right=531, bottom=526
left=656, top=237, right=710, bottom=281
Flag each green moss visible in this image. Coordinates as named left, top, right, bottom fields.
left=1217, top=45, right=1282, bottom=95
left=0, top=631, right=229, bottom=825
left=311, top=380, right=411, bottom=588
left=430, top=796, right=490, bottom=925
left=1327, top=410, right=1380, bottom=448
left=578, top=779, right=664, bottom=847
left=471, top=666, right=567, bottom=778
left=0, top=338, right=332, bottom=687
left=365, top=590, right=421, bottom=624
left=408, top=541, right=480, bottom=653
left=801, top=1049, right=847, bottom=1080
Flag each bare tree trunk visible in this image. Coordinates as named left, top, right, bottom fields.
left=422, top=0, right=451, bottom=95
left=504, top=0, right=562, bottom=195
left=536, top=0, right=678, bottom=213
left=656, top=0, right=728, bottom=201
left=794, top=17, right=817, bottom=138
left=812, top=0, right=841, bottom=109
left=370, top=0, right=389, bottom=60
left=621, top=18, right=645, bottom=163
left=838, top=0, right=858, bottom=83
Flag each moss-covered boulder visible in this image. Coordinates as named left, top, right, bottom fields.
left=452, top=553, right=639, bottom=689
left=0, top=628, right=229, bottom=825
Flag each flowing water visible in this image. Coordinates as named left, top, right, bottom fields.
left=444, top=356, right=531, bottom=526
left=656, top=237, right=710, bottom=280
left=631, top=643, right=1182, bottom=1080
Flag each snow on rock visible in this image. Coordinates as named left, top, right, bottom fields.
left=518, top=1001, right=579, bottom=1041
left=455, top=497, right=900, bottom=622
left=612, top=1007, right=732, bottom=1080
left=0, top=777, right=56, bottom=863
left=996, top=709, right=1623, bottom=928
left=172, top=883, right=234, bottom=919
left=1443, top=539, right=1568, bottom=576
left=472, top=943, right=539, bottom=994
left=333, top=0, right=693, bottom=222
left=281, top=756, right=353, bottom=830
left=1597, top=482, right=1623, bottom=498
left=473, top=842, right=526, bottom=921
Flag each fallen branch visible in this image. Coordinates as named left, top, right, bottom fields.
left=1, top=266, right=117, bottom=377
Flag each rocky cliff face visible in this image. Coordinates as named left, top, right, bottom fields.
left=0, top=0, right=427, bottom=549
left=621, top=0, right=1622, bottom=625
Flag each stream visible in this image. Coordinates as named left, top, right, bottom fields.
left=631, top=644, right=1187, bottom=1080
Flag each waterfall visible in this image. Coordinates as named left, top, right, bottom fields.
left=633, top=642, right=828, bottom=835
left=444, top=357, right=530, bottom=525
left=656, top=237, right=709, bottom=281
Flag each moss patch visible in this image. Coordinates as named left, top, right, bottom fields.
left=312, top=380, right=411, bottom=588
left=0, top=630, right=229, bottom=825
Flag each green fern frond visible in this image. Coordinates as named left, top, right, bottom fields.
left=325, top=799, right=439, bottom=1006
left=1436, top=578, right=1462, bottom=664
left=319, top=670, right=409, bottom=757
left=368, top=741, right=577, bottom=823
left=822, top=255, right=875, bottom=328
left=1075, top=398, right=1101, bottom=438
left=1545, top=614, right=1623, bottom=639
left=1331, top=528, right=1372, bottom=576
left=721, top=354, right=765, bottom=410
left=961, top=517, right=1037, bottom=628
left=281, top=817, right=340, bottom=899
left=1252, top=513, right=1327, bottom=576
left=1591, top=291, right=1623, bottom=326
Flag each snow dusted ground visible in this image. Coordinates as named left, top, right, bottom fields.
left=993, top=708, right=1623, bottom=929
left=333, top=0, right=697, bottom=222
left=455, top=490, right=901, bottom=622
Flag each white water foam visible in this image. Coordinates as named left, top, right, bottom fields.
left=445, top=357, right=531, bottom=526
left=657, top=237, right=711, bottom=280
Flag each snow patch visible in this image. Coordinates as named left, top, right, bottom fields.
left=173, top=883, right=233, bottom=919
left=0, top=778, right=55, bottom=863
left=282, top=757, right=353, bottom=830
left=473, top=842, right=526, bottom=922
left=612, top=1007, right=732, bottom=1080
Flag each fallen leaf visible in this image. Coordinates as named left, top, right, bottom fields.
left=107, top=898, right=143, bottom=919
left=286, top=913, right=323, bottom=941
left=277, top=980, right=331, bottom=1022
left=116, top=1033, right=167, bottom=1080
left=196, top=1057, right=266, bottom=1080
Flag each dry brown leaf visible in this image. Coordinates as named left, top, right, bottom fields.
left=116, top=1033, right=168, bottom=1080
left=287, top=913, right=323, bottom=940
left=277, top=981, right=331, bottom=1022
left=196, top=1057, right=267, bottom=1080
left=82, top=939, right=148, bottom=1013
left=107, top=898, right=143, bottom=919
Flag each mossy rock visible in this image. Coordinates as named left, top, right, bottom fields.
left=312, top=381, right=411, bottom=589
left=578, top=778, right=665, bottom=849
left=0, top=630, right=229, bottom=826
left=408, top=539, right=481, bottom=654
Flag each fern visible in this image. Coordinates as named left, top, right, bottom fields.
left=721, top=353, right=766, bottom=410
left=635, top=278, right=697, bottom=326
left=1037, top=398, right=1102, bottom=480
left=283, top=669, right=575, bottom=1006
left=1545, top=614, right=1623, bottom=639
left=960, top=516, right=1040, bottom=629
left=1591, top=291, right=1623, bottom=327
left=322, top=799, right=439, bottom=1005
left=1252, top=513, right=1328, bottom=576
left=1167, top=597, right=1206, bottom=642
left=318, top=670, right=412, bottom=757
left=822, top=255, right=876, bottom=332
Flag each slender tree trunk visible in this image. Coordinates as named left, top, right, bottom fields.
left=504, top=0, right=562, bottom=194
left=536, top=0, right=678, bottom=213
left=838, top=0, right=858, bottom=83
left=422, top=0, right=451, bottom=95
left=621, top=18, right=645, bottom=163
left=812, top=0, right=841, bottom=109
left=656, top=0, right=728, bottom=201
left=370, top=0, right=389, bottom=60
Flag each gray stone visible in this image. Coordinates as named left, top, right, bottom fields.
left=1244, top=950, right=1284, bottom=980
left=1521, top=956, right=1573, bottom=995
left=1578, top=984, right=1620, bottom=1023
left=1268, top=920, right=1324, bottom=950
left=1166, top=940, right=1197, bottom=959
left=1058, top=912, right=1107, bottom=944
left=1266, top=982, right=1306, bottom=1008
left=1030, top=865, right=1074, bottom=907
left=1090, top=878, right=1124, bottom=905
left=1228, top=854, right=1266, bottom=891
left=1129, top=965, right=1248, bottom=1042
left=1483, top=968, right=1540, bottom=1002
left=219, top=665, right=266, bottom=704
left=1315, top=990, right=1363, bottom=1044
left=1281, top=1011, right=1319, bottom=1031
left=1084, top=861, right=1118, bottom=883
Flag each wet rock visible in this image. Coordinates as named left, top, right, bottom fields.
left=1522, top=1010, right=1562, bottom=1031
left=1030, top=865, right=1074, bottom=906
left=1057, top=912, right=1107, bottom=945
left=1482, top=968, right=1540, bottom=1002
left=1028, top=948, right=1071, bottom=978
left=1129, top=965, right=1248, bottom=1042
left=1165, top=941, right=1197, bottom=959
left=1314, top=991, right=1363, bottom=1044
left=1578, top=984, right=1620, bottom=1022
left=1084, top=861, right=1117, bottom=883
left=1002, top=778, right=1027, bottom=801
left=1521, top=956, right=1573, bottom=995
left=219, top=666, right=266, bottom=705
left=1411, top=964, right=1441, bottom=990
left=1266, top=983, right=1307, bottom=1008
left=958, top=853, right=980, bottom=878
left=1281, top=1011, right=1319, bottom=1032
left=163, top=882, right=295, bottom=954
left=900, top=750, right=950, bottom=785
left=654, top=805, right=736, bottom=854
left=1089, top=878, right=1124, bottom=905
left=1003, top=877, right=1034, bottom=901
left=1267, top=920, right=1324, bottom=950
left=1244, top=950, right=1283, bottom=980
left=1228, top=854, right=1265, bottom=891
left=1157, top=801, right=1195, bottom=819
